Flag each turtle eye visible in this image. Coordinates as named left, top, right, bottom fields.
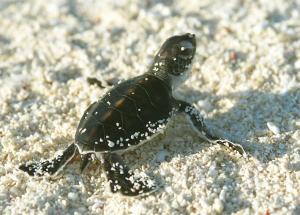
left=177, top=40, right=194, bottom=57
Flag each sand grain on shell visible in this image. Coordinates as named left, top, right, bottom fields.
left=1, top=0, right=300, bottom=214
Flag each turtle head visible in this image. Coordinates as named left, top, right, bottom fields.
left=152, top=33, right=196, bottom=88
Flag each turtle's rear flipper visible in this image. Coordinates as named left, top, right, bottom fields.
left=19, top=143, right=77, bottom=176
left=80, top=153, right=93, bottom=173
left=102, top=153, right=156, bottom=196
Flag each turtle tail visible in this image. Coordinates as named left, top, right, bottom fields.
left=19, top=143, right=77, bottom=176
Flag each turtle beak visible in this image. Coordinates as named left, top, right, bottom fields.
left=190, top=33, right=196, bottom=44
left=185, top=33, right=196, bottom=57
left=185, top=33, right=196, bottom=47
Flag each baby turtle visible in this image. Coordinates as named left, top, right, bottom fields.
left=19, top=33, right=246, bottom=196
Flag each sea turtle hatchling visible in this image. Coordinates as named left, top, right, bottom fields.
left=19, top=33, right=246, bottom=196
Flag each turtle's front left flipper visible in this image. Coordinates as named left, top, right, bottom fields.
left=87, top=77, right=119, bottom=88
left=102, top=153, right=156, bottom=196
left=176, top=100, right=247, bottom=157
left=19, top=143, right=77, bottom=176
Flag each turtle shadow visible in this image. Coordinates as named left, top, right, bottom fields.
left=292, top=205, right=300, bottom=215
left=178, top=86, right=299, bottom=164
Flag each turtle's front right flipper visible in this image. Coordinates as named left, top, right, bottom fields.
left=176, top=100, right=247, bottom=157
left=19, top=143, right=77, bottom=176
left=102, top=153, right=156, bottom=196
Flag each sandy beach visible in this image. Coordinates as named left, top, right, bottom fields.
left=0, top=0, right=300, bottom=214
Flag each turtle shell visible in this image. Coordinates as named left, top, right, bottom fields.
left=75, top=74, right=173, bottom=153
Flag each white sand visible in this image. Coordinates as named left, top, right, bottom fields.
left=1, top=0, right=300, bottom=214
